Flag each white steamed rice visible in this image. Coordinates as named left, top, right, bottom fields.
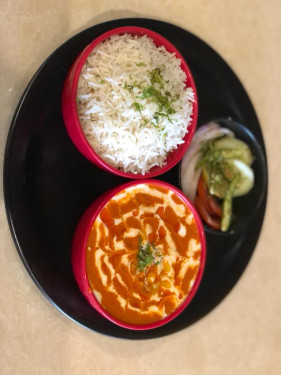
left=77, top=33, right=194, bottom=175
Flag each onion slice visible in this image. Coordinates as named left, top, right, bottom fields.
left=181, top=153, right=202, bottom=202
left=181, top=122, right=235, bottom=202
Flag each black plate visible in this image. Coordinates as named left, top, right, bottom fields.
left=4, top=18, right=268, bottom=339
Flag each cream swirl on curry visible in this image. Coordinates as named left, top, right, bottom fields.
left=86, top=183, right=202, bottom=325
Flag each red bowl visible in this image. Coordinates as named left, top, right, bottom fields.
left=72, top=179, right=206, bottom=330
left=62, top=26, right=198, bottom=179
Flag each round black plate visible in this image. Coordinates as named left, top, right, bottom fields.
left=4, top=18, right=268, bottom=339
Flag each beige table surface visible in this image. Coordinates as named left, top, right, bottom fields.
left=1, top=1, right=280, bottom=374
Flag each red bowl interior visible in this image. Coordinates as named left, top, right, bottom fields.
left=71, top=179, right=206, bottom=330
left=62, top=26, right=198, bottom=179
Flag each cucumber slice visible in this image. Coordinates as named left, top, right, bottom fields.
left=213, top=137, right=253, bottom=165
left=202, top=159, right=254, bottom=199
left=225, top=159, right=254, bottom=197
left=202, top=163, right=229, bottom=199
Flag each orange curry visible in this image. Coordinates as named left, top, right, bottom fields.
left=86, top=183, right=201, bottom=325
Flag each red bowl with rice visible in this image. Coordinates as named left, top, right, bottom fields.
left=62, top=26, right=198, bottom=178
left=72, top=179, right=206, bottom=330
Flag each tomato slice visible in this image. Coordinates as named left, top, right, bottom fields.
left=207, top=196, right=222, bottom=217
left=197, top=175, right=212, bottom=213
left=197, top=175, right=222, bottom=218
left=195, top=196, right=221, bottom=230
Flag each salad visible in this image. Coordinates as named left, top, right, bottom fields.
left=181, top=121, right=255, bottom=231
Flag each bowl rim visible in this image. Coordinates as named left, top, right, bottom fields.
left=72, top=179, right=206, bottom=330
left=63, top=25, right=198, bottom=179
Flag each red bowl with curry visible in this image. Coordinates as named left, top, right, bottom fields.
left=72, top=180, right=206, bottom=330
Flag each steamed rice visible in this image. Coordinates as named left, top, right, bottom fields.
left=77, top=33, right=194, bottom=175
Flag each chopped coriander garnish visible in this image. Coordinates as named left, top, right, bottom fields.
left=75, top=97, right=80, bottom=103
left=141, top=86, right=156, bottom=99
left=99, top=79, right=105, bottom=84
left=124, top=67, right=180, bottom=131
left=166, top=107, right=176, bottom=115
left=124, top=82, right=133, bottom=92
left=137, top=238, right=154, bottom=271
left=137, top=237, right=163, bottom=271
left=153, top=111, right=173, bottom=124
left=140, top=119, right=149, bottom=127
left=150, top=67, right=164, bottom=88
left=141, top=82, right=176, bottom=117
left=133, top=81, right=141, bottom=89
left=171, top=94, right=180, bottom=103
left=132, top=102, right=143, bottom=112
left=124, top=81, right=141, bottom=92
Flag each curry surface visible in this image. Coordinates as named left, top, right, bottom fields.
left=86, top=184, right=201, bottom=325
